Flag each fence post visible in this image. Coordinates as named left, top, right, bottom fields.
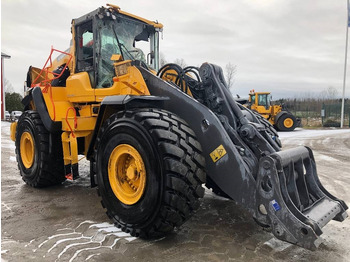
left=322, top=103, right=326, bottom=126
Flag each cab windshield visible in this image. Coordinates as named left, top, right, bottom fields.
left=258, top=94, right=271, bottom=109
left=97, top=18, right=157, bottom=88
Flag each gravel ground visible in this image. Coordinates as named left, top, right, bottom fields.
left=1, top=122, right=349, bottom=262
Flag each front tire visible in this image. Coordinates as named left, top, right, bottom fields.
left=95, top=108, right=206, bottom=238
left=15, top=111, right=65, bottom=187
left=276, top=113, right=297, bottom=131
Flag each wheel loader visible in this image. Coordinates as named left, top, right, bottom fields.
left=242, top=90, right=301, bottom=131
left=10, top=4, right=347, bottom=250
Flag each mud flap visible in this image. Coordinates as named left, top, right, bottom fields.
left=254, top=146, right=348, bottom=250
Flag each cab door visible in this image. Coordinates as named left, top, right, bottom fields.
left=254, top=93, right=272, bottom=119
left=66, top=20, right=95, bottom=102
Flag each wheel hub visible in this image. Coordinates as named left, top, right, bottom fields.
left=20, top=131, right=35, bottom=169
left=108, top=144, right=146, bottom=205
left=284, top=118, right=294, bottom=128
left=126, top=164, right=138, bottom=180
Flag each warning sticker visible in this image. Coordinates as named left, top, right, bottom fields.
left=210, top=145, right=227, bottom=163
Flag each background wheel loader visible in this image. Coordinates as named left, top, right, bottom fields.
left=10, top=4, right=347, bottom=250
left=237, top=90, right=301, bottom=131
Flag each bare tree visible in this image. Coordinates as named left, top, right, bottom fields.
left=225, top=63, right=236, bottom=89
left=4, top=78, right=14, bottom=93
left=174, top=58, right=187, bottom=68
left=320, top=86, right=339, bottom=101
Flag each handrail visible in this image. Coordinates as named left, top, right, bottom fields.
left=31, top=47, right=73, bottom=121
left=65, top=107, right=78, bottom=138
left=31, top=47, right=72, bottom=89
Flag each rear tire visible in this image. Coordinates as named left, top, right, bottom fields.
left=15, top=111, right=65, bottom=187
left=276, top=113, right=297, bottom=131
left=95, top=108, right=206, bottom=238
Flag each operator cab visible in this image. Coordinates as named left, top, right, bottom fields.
left=73, top=5, right=162, bottom=88
left=249, top=91, right=271, bottom=110
left=257, top=93, right=271, bottom=110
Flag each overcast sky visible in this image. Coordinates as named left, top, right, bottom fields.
left=1, top=0, right=349, bottom=99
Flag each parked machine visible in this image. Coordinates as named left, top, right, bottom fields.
left=246, top=90, right=301, bottom=131
left=5, top=111, right=10, bottom=121
left=10, top=111, right=23, bottom=121
left=10, top=4, right=347, bottom=250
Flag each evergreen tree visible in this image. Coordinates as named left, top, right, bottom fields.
left=5, top=92, right=24, bottom=112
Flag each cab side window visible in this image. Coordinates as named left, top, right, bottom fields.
left=251, top=95, right=255, bottom=103
left=76, top=21, right=94, bottom=73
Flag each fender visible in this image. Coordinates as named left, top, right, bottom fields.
left=86, top=95, right=169, bottom=160
left=30, top=87, right=62, bottom=133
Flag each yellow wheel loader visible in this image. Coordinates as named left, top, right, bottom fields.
left=247, top=90, right=301, bottom=131
left=10, top=4, right=347, bottom=249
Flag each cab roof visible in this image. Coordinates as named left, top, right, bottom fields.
left=72, top=4, right=163, bottom=29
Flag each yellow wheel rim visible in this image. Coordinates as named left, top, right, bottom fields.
left=108, top=144, right=146, bottom=205
left=283, top=118, right=294, bottom=128
left=20, top=131, right=35, bottom=169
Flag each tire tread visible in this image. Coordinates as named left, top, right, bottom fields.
left=96, top=108, right=206, bottom=238
left=15, top=110, right=65, bottom=187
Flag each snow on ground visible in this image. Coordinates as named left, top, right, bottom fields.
left=1, top=121, right=11, bottom=136
left=278, top=127, right=350, bottom=139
